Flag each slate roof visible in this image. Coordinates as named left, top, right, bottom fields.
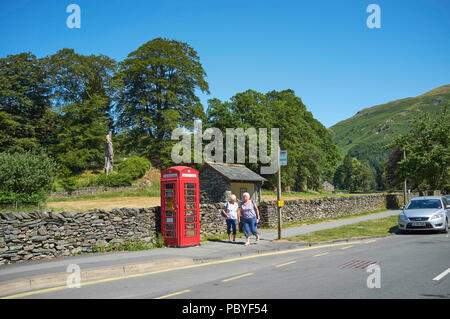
left=200, top=162, right=267, bottom=183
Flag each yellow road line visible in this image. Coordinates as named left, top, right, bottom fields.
left=275, top=261, right=296, bottom=268
left=1, top=240, right=374, bottom=299
left=341, top=245, right=354, bottom=250
left=365, top=239, right=377, bottom=244
left=154, top=289, right=191, bottom=299
left=222, top=272, right=254, bottom=282
left=313, top=252, right=329, bottom=257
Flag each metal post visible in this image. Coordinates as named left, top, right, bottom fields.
left=277, top=149, right=282, bottom=240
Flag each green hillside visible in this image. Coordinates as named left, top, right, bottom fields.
left=329, top=84, right=450, bottom=169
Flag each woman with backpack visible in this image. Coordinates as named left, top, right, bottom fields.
left=240, top=192, right=260, bottom=246
left=221, top=194, right=240, bottom=242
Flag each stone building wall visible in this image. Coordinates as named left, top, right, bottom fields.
left=199, top=167, right=231, bottom=203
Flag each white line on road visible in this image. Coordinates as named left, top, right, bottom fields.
left=313, top=252, right=329, bottom=257
left=276, top=261, right=296, bottom=268
left=222, top=272, right=254, bottom=282
left=432, top=268, right=450, bottom=281
left=154, top=289, right=191, bottom=299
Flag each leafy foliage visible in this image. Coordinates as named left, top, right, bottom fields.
left=93, top=172, right=133, bottom=187
left=54, top=94, right=111, bottom=174
left=117, top=156, right=151, bottom=180
left=45, top=49, right=117, bottom=174
left=115, top=38, right=209, bottom=168
left=387, top=107, right=449, bottom=191
left=0, top=152, right=59, bottom=205
left=0, top=53, right=52, bottom=153
left=207, top=89, right=340, bottom=191
left=90, top=156, right=150, bottom=187
left=58, top=177, right=80, bottom=192
left=333, top=154, right=375, bottom=192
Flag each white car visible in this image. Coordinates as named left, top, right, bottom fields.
left=398, top=196, right=449, bottom=233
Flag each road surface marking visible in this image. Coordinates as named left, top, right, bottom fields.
left=275, top=261, right=296, bottom=268
left=222, top=272, right=254, bottom=282
left=341, top=245, right=354, bottom=250
left=313, top=252, right=329, bottom=257
left=432, top=268, right=450, bottom=281
left=154, top=289, right=191, bottom=299
left=1, top=240, right=373, bottom=299
left=364, top=240, right=377, bottom=244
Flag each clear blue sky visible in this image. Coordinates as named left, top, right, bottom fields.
left=1, top=0, right=449, bottom=127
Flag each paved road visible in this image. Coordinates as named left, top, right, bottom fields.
left=13, top=232, right=450, bottom=299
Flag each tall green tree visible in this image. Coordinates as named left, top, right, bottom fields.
left=207, top=89, right=339, bottom=191
left=333, top=154, right=375, bottom=192
left=387, top=108, right=450, bottom=191
left=0, top=53, right=52, bottom=153
left=45, top=49, right=117, bottom=173
left=54, top=95, right=111, bottom=174
left=115, top=38, right=209, bottom=168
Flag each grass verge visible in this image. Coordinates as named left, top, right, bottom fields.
left=88, top=236, right=165, bottom=255
left=285, top=215, right=399, bottom=244
left=262, top=208, right=389, bottom=230
left=47, top=185, right=160, bottom=202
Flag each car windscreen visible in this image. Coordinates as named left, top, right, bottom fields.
left=406, top=199, right=442, bottom=209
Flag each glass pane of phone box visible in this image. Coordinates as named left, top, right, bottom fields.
left=185, top=230, right=196, bottom=237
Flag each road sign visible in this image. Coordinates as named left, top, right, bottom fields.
left=280, top=150, right=287, bottom=166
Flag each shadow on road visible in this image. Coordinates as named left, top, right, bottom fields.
left=206, top=239, right=246, bottom=245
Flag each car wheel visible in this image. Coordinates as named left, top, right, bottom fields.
left=441, top=219, right=448, bottom=234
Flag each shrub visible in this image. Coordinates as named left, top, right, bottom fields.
left=88, top=156, right=150, bottom=188
left=59, top=177, right=79, bottom=191
left=0, top=152, right=59, bottom=205
left=117, top=156, right=151, bottom=180
left=94, top=172, right=133, bottom=187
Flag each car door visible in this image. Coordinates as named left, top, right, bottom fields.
left=444, top=198, right=450, bottom=220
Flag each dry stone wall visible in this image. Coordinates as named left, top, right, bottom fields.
left=1, top=193, right=412, bottom=265
left=0, top=207, right=161, bottom=265
left=259, top=194, right=387, bottom=227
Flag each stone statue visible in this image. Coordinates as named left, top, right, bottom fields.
left=104, top=131, right=114, bottom=174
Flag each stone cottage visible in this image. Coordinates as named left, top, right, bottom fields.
left=322, top=181, right=335, bottom=192
left=199, top=162, right=267, bottom=204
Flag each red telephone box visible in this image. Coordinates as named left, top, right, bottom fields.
left=160, top=166, right=200, bottom=247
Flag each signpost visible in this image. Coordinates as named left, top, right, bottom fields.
left=277, top=150, right=287, bottom=240
left=280, top=150, right=287, bottom=167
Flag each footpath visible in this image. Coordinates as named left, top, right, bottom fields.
left=0, top=209, right=399, bottom=297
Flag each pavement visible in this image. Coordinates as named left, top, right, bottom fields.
left=4, top=209, right=447, bottom=298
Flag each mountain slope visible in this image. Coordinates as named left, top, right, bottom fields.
left=329, top=84, right=450, bottom=169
